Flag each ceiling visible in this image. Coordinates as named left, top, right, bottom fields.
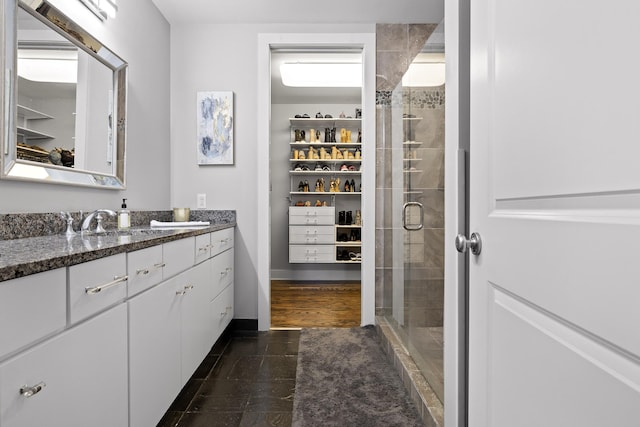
left=151, top=0, right=443, bottom=25
left=151, top=0, right=444, bottom=104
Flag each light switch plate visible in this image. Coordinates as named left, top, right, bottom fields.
left=197, top=193, right=206, bottom=209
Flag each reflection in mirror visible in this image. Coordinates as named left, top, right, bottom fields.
left=1, top=0, right=127, bottom=189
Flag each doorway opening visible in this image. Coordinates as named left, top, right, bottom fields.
left=258, top=33, right=375, bottom=330
left=268, top=47, right=364, bottom=328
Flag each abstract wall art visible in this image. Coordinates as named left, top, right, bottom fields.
left=197, top=91, right=234, bottom=165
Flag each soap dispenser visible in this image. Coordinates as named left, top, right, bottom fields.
left=118, top=198, right=130, bottom=230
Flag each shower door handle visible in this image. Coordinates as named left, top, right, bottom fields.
left=402, top=202, right=423, bottom=231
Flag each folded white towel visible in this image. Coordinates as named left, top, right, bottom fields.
left=150, top=220, right=210, bottom=227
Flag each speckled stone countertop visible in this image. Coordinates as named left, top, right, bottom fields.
left=0, top=210, right=235, bottom=282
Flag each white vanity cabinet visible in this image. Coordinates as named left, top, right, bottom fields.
left=0, top=268, right=66, bottom=359
left=0, top=304, right=128, bottom=427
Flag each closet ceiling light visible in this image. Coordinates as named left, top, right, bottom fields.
left=79, top=0, right=117, bottom=20
left=280, top=63, right=362, bottom=87
left=17, top=49, right=78, bottom=83
left=402, top=62, right=445, bottom=87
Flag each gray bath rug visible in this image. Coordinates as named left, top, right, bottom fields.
left=292, top=326, right=423, bottom=427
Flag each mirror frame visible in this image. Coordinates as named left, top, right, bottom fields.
left=1, top=0, right=128, bottom=189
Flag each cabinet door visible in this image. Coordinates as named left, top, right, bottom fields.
left=0, top=268, right=66, bottom=359
left=180, top=261, right=214, bottom=384
left=128, top=275, right=182, bottom=427
left=0, top=304, right=128, bottom=427
left=127, top=245, right=164, bottom=297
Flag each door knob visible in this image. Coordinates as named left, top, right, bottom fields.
left=455, top=232, right=482, bottom=255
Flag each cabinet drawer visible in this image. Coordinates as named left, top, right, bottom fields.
left=289, top=206, right=335, bottom=225
left=211, top=283, right=234, bottom=340
left=0, top=269, right=66, bottom=360
left=211, top=248, right=234, bottom=299
left=163, top=237, right=195, bottom=279
left=128, top=245, right=164, bottom=297
left=289, top=244, right=335, bottom=263
left=210, top=227, right=234, bottom=257
left=69, top=253, right=127, bottom=324
left=194, top=233, right=211, bottom=264
left=0, top=304, right=128, bottom=427
left=289, top=226, right=334, bottom=244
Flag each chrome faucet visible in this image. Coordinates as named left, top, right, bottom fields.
left=81, top=209, right=117, bottom=233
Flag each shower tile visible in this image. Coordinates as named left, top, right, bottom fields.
left=408, top=24, right=438, bottom=56
left=377, top=24, right=407, bottom=52
left=423, top=229, right=444, bottom=270
left=422, top=190, right=445, bottom=229
left=416, top=149, right=444, bottom=189
left=377, top=51, right=409, bottom=91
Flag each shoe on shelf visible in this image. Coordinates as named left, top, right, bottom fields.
left=322, top=164, right=331, bottom=171
left=298, top=181, right=305, bottom=191
left=346, top=211, right=353, bottom=225
left=300, top=164, right=310, bottom=171
left=294, top=164, right=302, bottom=171
left=302, top=114, right=309, bottom=118
left=338, top=211, right=346, bottom=225
left=350, top=179, right=356, bottom=192
left=316, top=112, right=323, bottom=118
left=315, top=163, right=323, bottom=171
left=349, top=252, right=362, bottom=262
left=340, top=164, right=348, bottom=171
left=325, top=114, right=333, bottom=118
left=344, top=180, right=351, bottom=192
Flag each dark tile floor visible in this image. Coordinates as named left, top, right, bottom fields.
left=157, top=329, right=300, bottom=427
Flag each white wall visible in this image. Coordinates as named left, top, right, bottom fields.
left=169, top=23, right=373, bottom=320
left=0, top=0, right=171, bottom=213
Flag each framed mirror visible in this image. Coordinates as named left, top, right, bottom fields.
left=1, top=0, right=127, bottom=189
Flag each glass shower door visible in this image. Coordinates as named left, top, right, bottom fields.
left=385, top=78, right=445, bottom=403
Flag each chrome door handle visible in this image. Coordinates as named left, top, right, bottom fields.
left=455, top=232, right=482, bottom=255
left=402, top=202, right=423, bottom=230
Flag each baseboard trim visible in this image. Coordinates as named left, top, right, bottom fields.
left=230, top=318, right=258, bottom=331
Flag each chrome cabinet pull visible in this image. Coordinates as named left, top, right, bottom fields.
left=220, top=238, right=231, bottom=243
left=153, top=262, right=166, bottom=269
left=20, top=382, right=45, bottom=397
left=219, top=267, right=232, bottom=277
left=176, top=290, right=186, bottom=296
left=85, top=275, right=128, bottom=294
left=198, top=246, right=208, bottom=252
left=184, top=284, right=194, bottom=290
left=136, top=268, right=150, bottom=276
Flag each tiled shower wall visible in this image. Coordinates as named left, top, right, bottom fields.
left=375, top=24, right=445, bottom=328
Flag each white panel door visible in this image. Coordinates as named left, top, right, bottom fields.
left=468, top=0, right=640, bottom=426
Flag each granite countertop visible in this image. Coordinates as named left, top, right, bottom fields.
left=0, top=222, right=235, bottom=283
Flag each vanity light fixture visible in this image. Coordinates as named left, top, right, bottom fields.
left=280, top=62, right=362, bottom=87
left=78, top=0, right=117, bottom=21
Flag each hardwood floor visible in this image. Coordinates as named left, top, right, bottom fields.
left=270, top=281, right=361, bottom=328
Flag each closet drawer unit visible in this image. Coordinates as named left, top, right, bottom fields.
left=69, top=253, right=127, bottom=324
left=127, top=245, right=164, bottom=297
left=289, top=244, right=335, bottom=263
left=210, top=227, right=234, bottom=257
left=289, top=206, right=335, bottom=225
left=0, top=269, right=66, bottom=359
left=289, top=226, right=334, bottom=244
